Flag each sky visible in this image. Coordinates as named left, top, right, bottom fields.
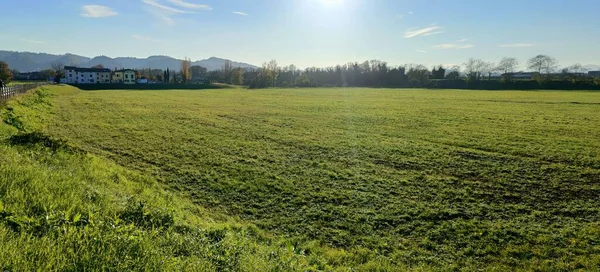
left=1, top=0, right=599, bottom=69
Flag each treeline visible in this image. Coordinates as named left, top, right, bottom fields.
left=206, top=55, right=600, bottom=90
left=3, top=54, right=600, bottom=90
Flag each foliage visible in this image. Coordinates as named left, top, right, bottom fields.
left=0, top=61, right=13, bottom=83
left=25, top=85, right=600, bottom=270
left=180, top=58, right=192, bottom=83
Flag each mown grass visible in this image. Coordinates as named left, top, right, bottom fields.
left=0, top=87, right=363, bottom=271
left=2, top=85, right=600, bottom=270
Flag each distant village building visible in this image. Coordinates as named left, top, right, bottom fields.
left=112, top=69, right=136, bottom=84
left=501, top=72, right=538, bottom=80
left=589, top=71, right=600, bottom=78
left=14, top=72, right=46, bottom=81
left=65, top=66, right=112, bottom=84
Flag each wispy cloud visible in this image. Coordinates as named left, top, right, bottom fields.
left=404, top=26, right=443, bottom=38
left=457, top=38, right=468, bottom=42
left=80, top=5, right=118, bottom=18
left=132, top=34, right=168, bottom=43
left=397, top=11, right=413, bottom=19
left=142, top=0, right=206, bottom=26
left=233, top=11, right=248, bottom=16
left=142, top=0, right=189, bottom=14
left=20, top=38, right=45, bottom=44
left=416, top=50, right=427, bottom=53
left=432, top=43, right=474, bottom=49
left=166, top=0, right=212, bottom=10
left=498, top=43, right=534, bottom=48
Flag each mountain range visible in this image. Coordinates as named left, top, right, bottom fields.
left=584, top=64, right=600, bottom=71
left=0, top=51, right=258, bottom=72
left=1, top=50, right=599, bottom=73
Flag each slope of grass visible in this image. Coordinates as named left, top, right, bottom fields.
left=2, top=85, right=599, bottom=270
left=41, top=86, right=600, bottom=270
left=0, top=87, right=368, bottom=271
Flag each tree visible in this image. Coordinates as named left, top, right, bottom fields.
left=566, top=63, right=587, bottom=75
left=497, top=57, right=519, bottom=74
left=40, top=69, right=55, bottom=81
left=431, top=66, right=446, bottom=79
left=562, top=63, right=588, bottom=81
left=92, top=64, right=105, bottom=69
left=180, top=57, right=192, bottom=83
left=444, top=65, right=461, bottom=80
left=482, top=62, right=496, bottom=81
left=405, top=64, right=430, bottom=85
left=463, top=58, right=487, bottom=80
left=190, top=65, right=207, bottom=80
left=263, top=59, right=279, bottom=87
left=50, top=61, right=65, bottom=83
left=231, top=68, right=245, bottom=85
left=527, top=55, right=558, bottom=74
left=221, top=60, right=234, bottom=84
left=0, top=61, right=13, bottom=83
left=51, top=61, right=65, bottom=73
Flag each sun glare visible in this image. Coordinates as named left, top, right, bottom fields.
left=321, top=0, right=344, bottom=6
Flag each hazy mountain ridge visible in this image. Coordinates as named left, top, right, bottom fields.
left=0, top=51, right=257, bottom=72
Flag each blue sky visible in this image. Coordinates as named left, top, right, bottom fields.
left=1, top=0, right=599, bottom=69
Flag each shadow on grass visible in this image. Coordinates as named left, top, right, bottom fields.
left=8, top=132, right=74, bottom=152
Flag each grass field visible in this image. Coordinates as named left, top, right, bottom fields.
left=1, top=85, right=599, bottom=270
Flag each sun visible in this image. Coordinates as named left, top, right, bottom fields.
left=320, top=0, right=344, bottom=7
left=321, top=0, right=344, bottom=5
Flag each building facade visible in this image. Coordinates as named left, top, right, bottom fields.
left=122, top=69, right=136, bottom=84
left=65, top=66, right=112, bottom=84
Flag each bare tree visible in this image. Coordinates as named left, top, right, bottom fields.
left=51, top=62, right=65, bottom=73
left=567, top=63, right=588, bottom=74
left=527, top=55, right=558, bottom=74
left=180, top=57, right=192, bottom=83
left=445, top=65, right=461, bottom=80
left=497, top=57, right=519, bottom=74
left=463, top=58, right=489, bottom=80
left=482, top=61, right=496, bottom=81
left=50, top=61, right=66, bottom=82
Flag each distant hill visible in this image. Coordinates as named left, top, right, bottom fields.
left=0, top=50, right=257, bottom=72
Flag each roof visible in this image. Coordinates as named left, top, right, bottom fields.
left=65, top=66, right=111, bottom=73
left=114, top=69, right=135, bottom=73
left=75, top=68, right=111, bottom=73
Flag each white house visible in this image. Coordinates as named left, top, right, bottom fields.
left=65, top=66, right=112, bottom=84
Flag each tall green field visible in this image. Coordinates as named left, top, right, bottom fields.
left=1, top=85, right=599, bottom=270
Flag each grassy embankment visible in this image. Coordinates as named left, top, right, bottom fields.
left=1, top=85, right=599, bottom=270
left=0, top=86, right=349, bottom=271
